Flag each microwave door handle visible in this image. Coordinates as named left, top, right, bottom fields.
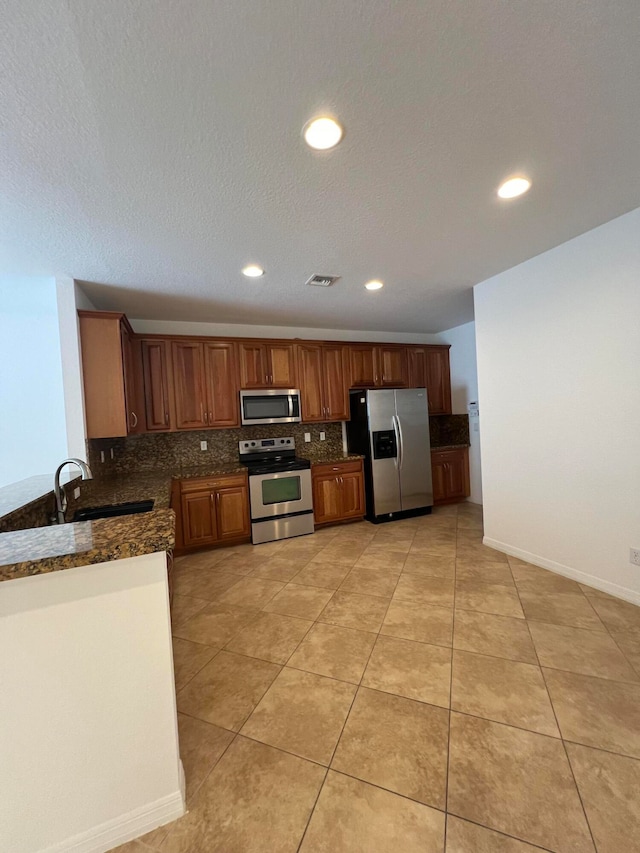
left=288, top=395, right=293, bottom=418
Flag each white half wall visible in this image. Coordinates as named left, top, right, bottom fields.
left=130, top=317, right=442, bottom=344
left=436, top=321, right=482, bottom=504
left=0, top=552, right=184, bottom=853
left=0, top=276, right=68, bottom=487
left=475, top=207, right=640, bottom=602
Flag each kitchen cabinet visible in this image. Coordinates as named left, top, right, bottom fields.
left=407, top=345, right=452, bottom=414
left=239, top=341, right=296, bottom=388
left=349, top=345, right=408, bottom=389
left=172, top=340, right=239, bottom=429
left=79, top=311, right=142, bottom=439
left=296, top=343, right=350, bottom=422
left=141, top=339, right=172, bottom=430
left=312, top=460, right=365, bottom=525
left=431, top=447, right=470, bottom=504
left=177, top=473, right=250, bottom=549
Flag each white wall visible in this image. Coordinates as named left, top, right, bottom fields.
left=436, top=321, right=482, bottom=504
left=55, top=278, right=93, bottom=461
left=0, top=551, right=184, bottom=853
left=475, top=207, right=640, bottom=603
left=0, top=276, right=68, bottom=487
left=131, top=317, right=442, bottom=344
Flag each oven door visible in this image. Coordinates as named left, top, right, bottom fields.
left=249, top=468, right=313, bottom=520
left=240, top=389, right=301, bottom=425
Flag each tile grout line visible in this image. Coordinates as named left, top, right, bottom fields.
left=293, top=523, right=402, bottom=852
left=516, top=558, right=601, bottom=853
left=444, top=507, right=461, bottom=849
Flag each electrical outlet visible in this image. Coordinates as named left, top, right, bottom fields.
left=319, top=431, right=326, bottom=441
left=304, top=432, right=311, bottom=442
left=630, top=548, right=640, bottom=567
left=200, top=440, right=208, bottom=451
left=73, top=487, right=81, bottom=500
left=100, top=450, right=105, bottom=463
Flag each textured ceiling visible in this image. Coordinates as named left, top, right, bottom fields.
left=1, top=1, right=639, bottom=333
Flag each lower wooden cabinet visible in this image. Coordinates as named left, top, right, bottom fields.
left=174, top=473, right=250, bottom=551
left=312, top=460, right=365, bottom=526
left=431, top=447, right=470, bottom=505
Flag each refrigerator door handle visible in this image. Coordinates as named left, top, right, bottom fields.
left=392, top=414, right=402, bottom=470
left=395, top=414, right=405, bottom=470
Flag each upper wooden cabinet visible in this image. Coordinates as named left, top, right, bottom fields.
left=140, top=339, right=172, bottom=431
left=78, top=311, right=142, bottom=439
left=172, top=340, right=239, bottom=429
left=296, top=343, right=350, bottom=422
left=239, top=341, right=296, bottom=388
left=349, top=344, right=408, bottom=389
left=407, top=345, right=452, bottom=414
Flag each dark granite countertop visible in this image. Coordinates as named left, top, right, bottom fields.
left=306, top=453, right=365, bottom=465
left=0, top=509, right=175, bottom=582
left=430, top=443, right=470, bottom=451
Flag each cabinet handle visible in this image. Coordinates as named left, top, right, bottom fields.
left=164, top=410, right=169, bottom=425
left=204, top=410, right=209, bottom=424
left=209, top=411, right=213, bottom=424
left=129, top=411, right=138, bottom=429
left=332, top=467, right=340, bottom=471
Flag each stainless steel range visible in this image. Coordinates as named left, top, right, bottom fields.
left=239, top=436, right=314, bottom=544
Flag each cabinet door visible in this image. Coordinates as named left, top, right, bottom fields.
left=215, top=485, right=250, bottom=540
left=297, top=344, right=324, bottom=422
left=430, top=456, right=448, bottom=503
left=239, top=342, right=269, bottom=388
left=322, top=345, right=350, bottom=420
left=121, top=325, right=142, bottom=434
left=424, top=347, right=452, bottom=414
left=312, top=475, right=342, bottom=524
left=204, top=341, right=239, bottom=427
left=172, top=342, right=208, bottom=429
left=443, top=450, right=469, bottom=499
left=349, top=345, right=377, bottom=387
left=268, top=344, right=297, bottom=388
left=181, top=490, right=217, bottom=546
left=141, top=339, right=171, bottom=431
left=377, top=346, right=408, bottom=387
left=407, top=347, right=427, bottom=389
left=340, top=472, right=365, bottom=519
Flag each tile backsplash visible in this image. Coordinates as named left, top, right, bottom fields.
left=429, top=414, right=470, bottom=447
left=88, top=422, right=344, bottom=475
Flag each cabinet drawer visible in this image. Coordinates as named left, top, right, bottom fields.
left=180, top=473, right=246, bottom=493
left=312, top=460, right=362, bottom=477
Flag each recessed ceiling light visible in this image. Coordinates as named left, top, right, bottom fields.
left=497, top=176, right=531, bottom=199
left=364, top=280, right=384, bottom=291
left=242, top=265, right=264, bottom=278
left=303, top=116, right=343, bottom=150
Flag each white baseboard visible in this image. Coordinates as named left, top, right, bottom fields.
left=42, top=786, right=186, bottom=853
left=483, top=537, right=640, bottom=607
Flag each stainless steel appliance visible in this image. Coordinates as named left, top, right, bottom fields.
left=239, top=389, right=302, bottom=426
left=239, top=436, right=314, bottom=544
left=346, top=388, right=433, bottom=522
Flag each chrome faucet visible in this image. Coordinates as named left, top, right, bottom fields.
left=54, top=458, right=93, bottom=524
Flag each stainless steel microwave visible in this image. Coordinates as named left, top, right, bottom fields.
left=240, top=389, right=302, bottom=425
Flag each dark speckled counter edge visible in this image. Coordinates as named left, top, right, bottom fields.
left=0, top=509, right=175, bottom=582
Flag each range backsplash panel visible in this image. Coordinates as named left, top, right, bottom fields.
left=88, top=423, right=344, bottom=475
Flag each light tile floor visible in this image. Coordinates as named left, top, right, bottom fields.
left=114, top=503, right=640, bottom=853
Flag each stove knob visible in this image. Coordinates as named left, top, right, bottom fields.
left=251, top=442, right=256, bottom=447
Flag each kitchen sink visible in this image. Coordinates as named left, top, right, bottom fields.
left=72, top=500, right=154, bottom=522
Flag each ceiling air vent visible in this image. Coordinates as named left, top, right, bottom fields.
left=305, top=274, right=340, bottom=287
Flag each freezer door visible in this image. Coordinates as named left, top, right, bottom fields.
left=367, top=390, right=402, bottom=516
left=394, top=388, right=433, bottom=511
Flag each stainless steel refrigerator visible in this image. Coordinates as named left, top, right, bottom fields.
left=346, top=388, right=433, bottom=522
